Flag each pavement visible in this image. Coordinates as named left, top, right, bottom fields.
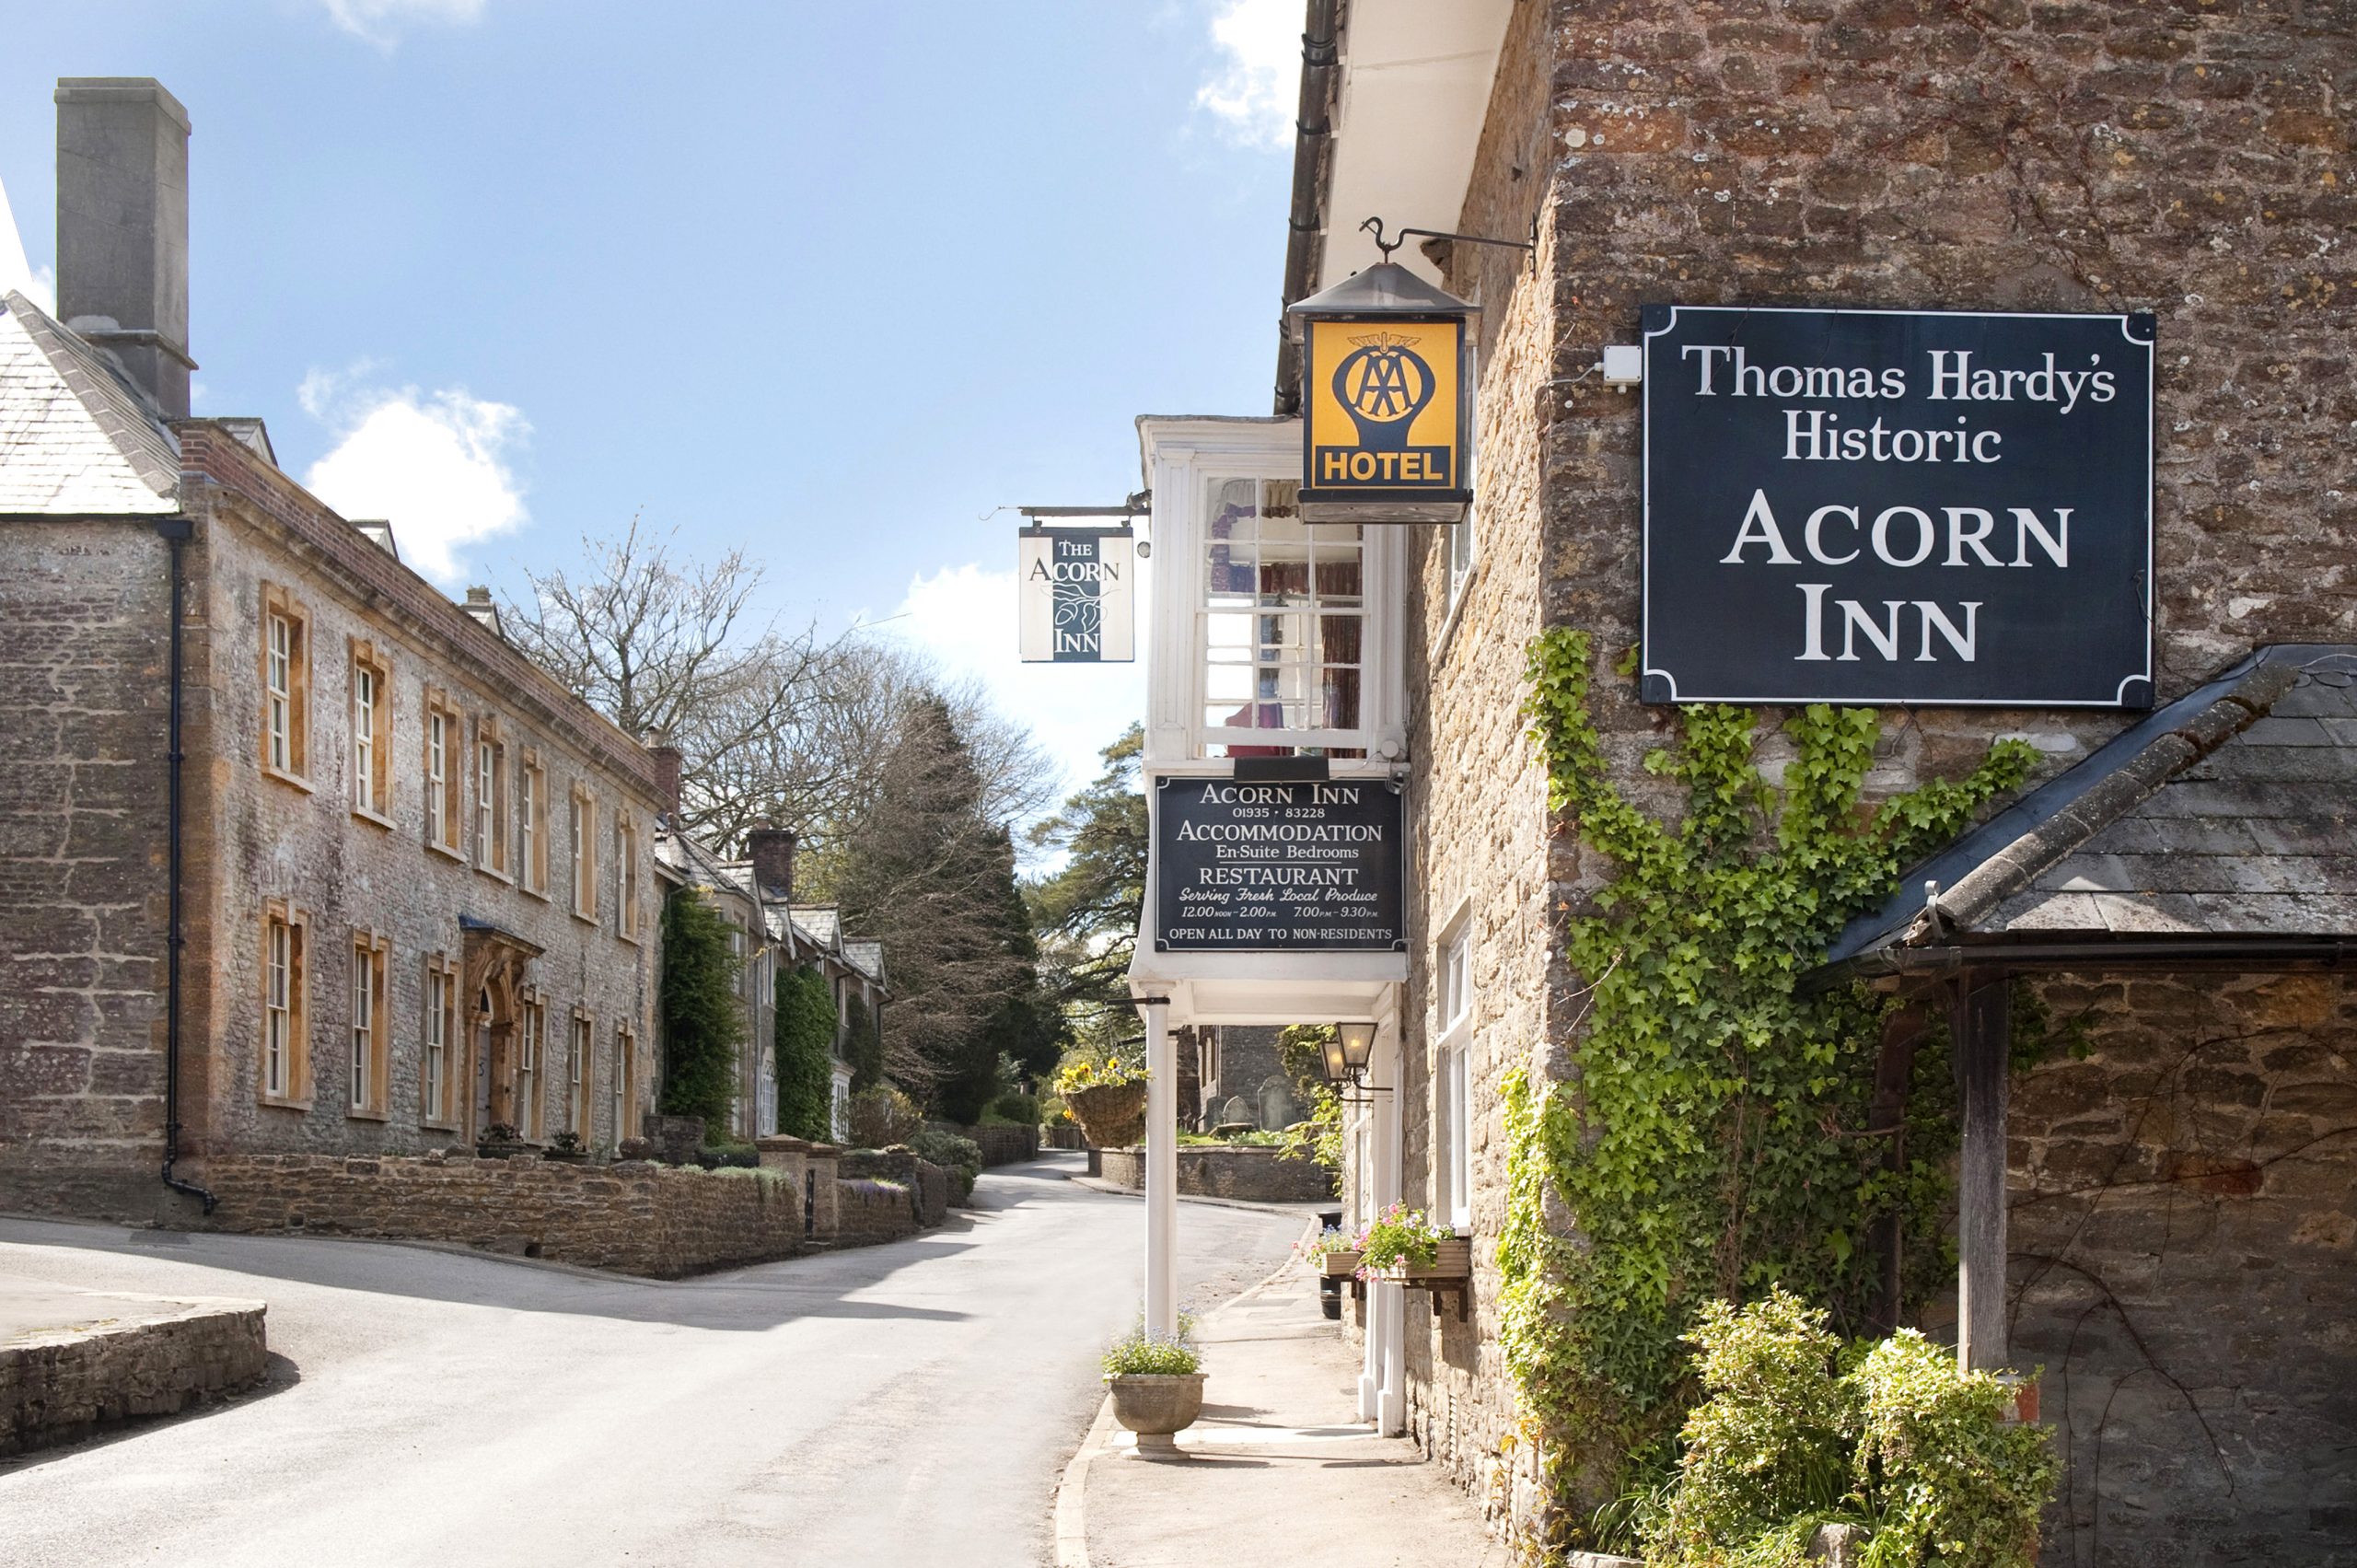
left=0, top=1152, right=1307, bottom=1568
left=1062, top=1251, right=1511, bottom=1568
left=0, top=1279, right=257, bottom=1343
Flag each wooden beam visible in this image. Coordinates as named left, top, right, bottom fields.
left=1950, top=971, right=2012, bottom=1372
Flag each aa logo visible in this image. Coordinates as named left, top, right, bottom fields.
left=1332, top=332, right=1436, bottom=450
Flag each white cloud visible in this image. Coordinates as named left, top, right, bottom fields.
left=300, top=365, right=528, bottom=587
left=318, top=0, right=487, bottom=49
left=884, top=559, right=1150, bottom=813
left=1195, top=0, right=1300, bottom=148
left=0, top=173, right=56, bottom=314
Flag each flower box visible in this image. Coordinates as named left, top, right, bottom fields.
left=1371, top=1236, right=1472, bottom=1282
left=1318, top=1249, right=1363, bottom=1279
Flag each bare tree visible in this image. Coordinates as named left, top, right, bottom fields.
left=504, top=520, right=1059, bottom=865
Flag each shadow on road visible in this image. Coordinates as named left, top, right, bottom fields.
left=0, top=1349, right=304, bottom=1480
left=0, top=1156, right=1120, bottom=1335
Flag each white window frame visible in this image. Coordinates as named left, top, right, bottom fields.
left=1435, top=912, right=1474, bottom=1232
left=1137, top=422, right=1406, bottom=770
left=518, top=762, right=540, bottom=891
left=616, top=818, right=640, bottom=940
left=350, top=941, right=373, bottom=1111
left=612, top=1027, right=633, bottom=1146
left=517, top=997, right=543, bottom=1142
left=427, top=712, right=450, bottom=847
left=1194, top=474, right=1375, bottom=757
left=265, top=610, right=295, bottom=772
left=265, top=916, right=294, bottom=1098
left=476, top=736, right=497, bottom=869
left=569, top=1013, right=591, bottom=1133
left=352, top=665, right=377, bottom=813
left=424, top=965, right=453, bottom=1125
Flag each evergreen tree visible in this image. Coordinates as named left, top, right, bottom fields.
left=826, top=696, right=1039, bottom=1122
left=1026, top=725, right=1146, bottom=1054
left=773, top=965, right=836, bottom=1142
left=658, top=888, right=743, bottom=1132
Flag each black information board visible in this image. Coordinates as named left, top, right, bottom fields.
left=1153, top=776, right=1405, bottom=953
left=1642, top=305, right=2154, bottom=708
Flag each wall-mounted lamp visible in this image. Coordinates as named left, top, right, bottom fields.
left=1319, top=1022, right=1384, bottom=1099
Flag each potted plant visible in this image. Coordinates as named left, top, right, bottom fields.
left=476, top=1121, right=526, bottom=1159
left=1300, top=1225, right=1362, bottom=1279
left=1356, top=1202, right=1469, bottom=1281
left=1101, top=1320, right=1205, bottom=1458
left=543, top=1130, right=588, bottom=1163
left=1056, top=1055, right=1148, bottom=1148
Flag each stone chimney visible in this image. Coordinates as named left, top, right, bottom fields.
left=647, top=741, right=682, bottom=820
left=459, top=586, right=505, bottom=638
left=55, top=78, right=192, bottom=418
left=747, top=826, right=797, bottom=905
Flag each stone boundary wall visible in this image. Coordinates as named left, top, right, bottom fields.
left=1098, top=1145, right=1337, bottom=1203
left=837, top=1152, right=950, bottom=1226
left=202, top=1151, right=816, bottom=1278
left=964, top=1124, right=1039, bottom=1167
left=1, top=1297, right=267, bottom=1457
left=835, top=1179, right=921, bottom=1247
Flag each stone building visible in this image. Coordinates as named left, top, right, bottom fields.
left=0, top=79, right=664, bottom=1221
left=653, top=811, right=884, bottom=1145
left=1127, top=4, right=2352, bottom=1563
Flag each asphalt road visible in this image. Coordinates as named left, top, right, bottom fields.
left=0, top=1154, right=1311, bottom=1568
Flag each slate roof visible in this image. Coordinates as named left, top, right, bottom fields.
left=1825, top=645, right=2357, bottom=966
left=0, top=289, right=178, bottom=514
left=842, top=939, right=885, bottom=984
left=789, top=905, right=841, bottom=947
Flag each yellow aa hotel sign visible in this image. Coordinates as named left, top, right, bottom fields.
left=1299, top=316, right=1469, bottom=520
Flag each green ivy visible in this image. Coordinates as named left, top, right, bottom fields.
left=774, top=965, right=838, bottom=1142
left=658, top=888, right=746, bottom=1132
left=1504, top=628, right=2035, bottom=1536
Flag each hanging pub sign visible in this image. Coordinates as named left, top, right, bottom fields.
left=1018, top=526, right=1134, bottom=663
left=1288, top=261, right=1476, bottom=524
left=1154, top=775, right=1405, bottom=952
left=1641, top=305, right=2155, bottom=708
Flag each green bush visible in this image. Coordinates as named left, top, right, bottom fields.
left=1851, top=1333, right=2056, bottom=1568
left=911, top=1128, right=982, bottom=1203
left=988, top=1090, right=1039, bottom=1126
left=1640, top=1290, right=2055, bottom=1568
left=658, top=889, right=744, bottom=1130
left=774, top=965, right=836, bottom=1142
left=848, top=1084, right=923, bottom=1149
left=1102, top=1319, right=1201, bottom=1376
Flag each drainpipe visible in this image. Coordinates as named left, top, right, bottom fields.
left=1274, top=0, right=1341, bottom=415
left=154, top=514, right=216, bottom=1214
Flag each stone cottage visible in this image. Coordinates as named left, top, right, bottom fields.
left=652, top=811, right=886, bottom=1145
left=1125, top=3, right=2353, bottom=1563
left=0, top=79, right=665, bottom=1222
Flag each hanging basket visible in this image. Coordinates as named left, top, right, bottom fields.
left=1066, top=1081, right=1148, bottom=1148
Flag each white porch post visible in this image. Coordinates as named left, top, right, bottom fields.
left=1373, top=1019, right=1405, bottom=1434
left=1356, top=1015, right=1406, bottom=1434
left=1142, top=996, right=1178, bottom=1339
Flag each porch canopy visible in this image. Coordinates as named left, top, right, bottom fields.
left=1805, top=644, right=2357, bottom=1369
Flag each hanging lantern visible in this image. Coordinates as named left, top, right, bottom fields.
left=1287, top=261, right=1478, bottom=524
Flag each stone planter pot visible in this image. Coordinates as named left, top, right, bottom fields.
left=474, top=1143, right=530, bottom=1160
left=1318, top=1249, right=1362, bottom=1279
left=1105, top=1371, right=1205, bottom=1456
left=1066, top=1081, right=1147, bottom=1149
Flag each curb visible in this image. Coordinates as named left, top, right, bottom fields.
left=1065, top=1175, right=1333, bottom=1217
left=1050, top=1232, right=1325, bottom=1568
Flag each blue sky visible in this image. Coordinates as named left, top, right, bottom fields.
left=0, top=0, right=1306, bottom=799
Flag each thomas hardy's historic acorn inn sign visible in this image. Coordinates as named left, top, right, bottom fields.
left=1018, top=525, right=1134, bottom=663
left=1154, top=776, right=1405, bottom=953
left=1642, top=306, right=2156, bottom=707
